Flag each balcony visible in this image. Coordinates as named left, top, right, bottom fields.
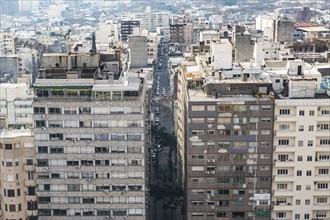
left=24, top=180, right=37, bottom=187
left=274, top=145, right=296, bottom=152
left=25, top=194, right=37, bottom=201
left=275, top=115, right=296, bottom=122
left=274, top=130, right=296, bottom=137
left=274, top=160, right=295, bottom=167
left=273, top=203, right=294, bottom=211
left=273, top=190, right=294, bottom=196
left=314, top=175, right=330, bottom=182
left=316, top=145, right=330, bottom=151
left=273, top=175, right=294, bottom=182
left=24, top=164, right=36, bottom=172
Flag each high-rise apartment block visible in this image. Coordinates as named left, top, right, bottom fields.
left=176, top=58, right=274, bottom=219
left=132, top=7, right=169, bottom=33
left=270, top=60, right=330, bottom=220
left=121, top=19, right=141, bottom=42
left=0, top=129, right=37, bottom=220
left=128, top=35, right=148, bottom=68
left=33, top=52, right=148, bottom=219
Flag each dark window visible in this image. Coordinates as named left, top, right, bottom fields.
left=4, top=144, right=12, bottom=150
left=39, top=209, right=51, bottom=216
left=38, top=197, right=51, bottom=204
left=17, top=189, right=20, bottom=196
left=35, top=120, right=46, bottom=127
left=7, top=189, right=15, bottom=197
left=9, top=204, right=16, bottom=212
left=38, top=146, right=48, bottom=154
left=27, top=187, right=35, bottom=195
left=53, top=209, right=67, bottom=216
left=50, top=147, right=64, bottom=154
left=26, top=159, right=33, bottom=165
left=33, top=107, right=46, bottom=114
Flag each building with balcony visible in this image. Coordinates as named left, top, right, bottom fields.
left=271, top=60, right=330, bottom=220
left=33, top=52, right=149, bottom=219
left=0, top=129, right=37, bottom=220
left=175, top=54, right=274, bottom=219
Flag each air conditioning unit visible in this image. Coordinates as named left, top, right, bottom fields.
left=210, top=171, right=215, bottom=174
left=47, top=203, right=51, bottom=206
left=207, top=171, right=211, bottom=174
left=41, top=115, right=45, bottom=118
left=210, top=205, right=215, bottom=210
left=87, top=179, right=91, bottom=182
left=42, top=127, right=46, bottom=131
left=86, top=140, right=91, bottom=144
left=210, top=193, right=214, bottom=197
left=212, top=159, right=216, bottom=163
left=226, top=87, right=231, bottom=91
left=104, top=190, right=109, bottom=194
left=207, top=159, right=211, bottom=163
left=72, top=139, right=77, bottom=142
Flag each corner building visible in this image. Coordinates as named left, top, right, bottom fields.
left=33, top=53, right=147, bottom=219
left=0, top=129, right=37, bottom=220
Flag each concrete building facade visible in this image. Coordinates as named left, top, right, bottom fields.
left=0, top=129, right=37, bottom=220
left=132, top=7, right=169, bottom=33
left=128, top=35, right=148, bottom=68
left=33, top=53, right=148, bottom=219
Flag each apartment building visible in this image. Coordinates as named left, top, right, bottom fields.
left=176, top=57, right=274, bottom=219
left=33, top=52, right=148, bottom=219
left=0, top=129, right=37, bottom=220
left=0, top=75, right=33, bottom=127
left=271, top=60, right=330, bottom=220
left=121, top=19, right=141, bottom=42
left=170, top=11, right=194, bottom=45
left=132, top=7, right=169, bottom=33
left=0, top=32, right=15, bottom=55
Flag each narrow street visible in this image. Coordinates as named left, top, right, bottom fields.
left=148, top=41, right=183, bottom=220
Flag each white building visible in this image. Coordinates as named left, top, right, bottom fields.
left=0, top=75, right=33, bottom=126
left=254, top=41, right=293, bottom=66
left=33, top=53, right=149, bottom=219
left=211, top=39, right=232, bottom=70
left=0, top=32, right=15, bottom=55
left=95, top=21, right=119, bottom=45
left=199, top=30, right=220, bottom=45
left=132, top=6, right=169, bottom=33
left=272, top=60, right=330, bottom=220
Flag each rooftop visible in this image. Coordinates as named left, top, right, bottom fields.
left=0, top=129, right=33, bottom=139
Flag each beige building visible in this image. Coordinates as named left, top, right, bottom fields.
left=0, top=129, right=37, bottom=220
left=0, top=32, right=15, bottom=55
left=271, top=61, right=330, bottom=220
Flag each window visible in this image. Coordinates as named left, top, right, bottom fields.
left=4, top=144, right=12, bottom=149
left=48, top=107, right=61, bottom=114
left=277, top=169, right=288, bottom=175
left=320, top=139, right=330, bottom=145
left=277, top=184, right=287, bottom=190
left=309, top=110, right=314, bottom=116
left=317, top=183, right=328, bottom=189
left=278, top=139, right=289, bottom=146
left=38, top=146, right=48, bottom=153
left=318, top=169, right=329, bottom=175
left=9, top=204, right=16, bottom=212
left=299, top=110, right=305, bottom=116
left=191, top=105, right=204, bottom=111
left=318, top=155, right=330, bottom=161
left=298, top=125, right=304, bottom=131
left=7, top=189, right=15, bottom=197
left=298, top=141, right=303, bottom=147
left=307, top=156, right=312, bottom=161
left=316, top=197, right=327, bottom=204
left=34, top=107, right=46, bottom=114
left=308, top=125, right=314, bottom=131
left=296, top=200, right=301, bottom=205
left=304, top=214, right=309, bottom=219
left=306, top=170, right=312, bottom=176
left=297, top=170, right=302, bottom=176
left=297, top=156, right=302, bottom=161
left=305, top=199, right=310, bottom=205
left=307, top=140, right=313, bottom=147
left=278, top=154, right=289, bottom=161
left=279, top=109, right=290, bottom=115
left=276, top=212, right=286, bottom=218
left=296, top=185, right=301, bottom=191
left=279, top=124, right=290, bottom=130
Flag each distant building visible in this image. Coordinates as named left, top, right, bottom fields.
left=233, top=25, right=254, bottom=62
left=0, top=55, right=18, bottom=82
left=0, top=32, right=16, bottom=55
left=0, top=129, right=37, bottom=220
left=211, top=39, right=233, bottom=70
left=132, top=6, right=169, bottom=33
left=0, top=0, right=19, bottom=16
left=128, top=35, right=148, bottom=68
left=170, top=11, right=194, bottom=45
left=256, top=15, right=294, bottom=43
left=0, top=75, right=33, bottom=127
left=121, top=19, right=140, bottom=42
